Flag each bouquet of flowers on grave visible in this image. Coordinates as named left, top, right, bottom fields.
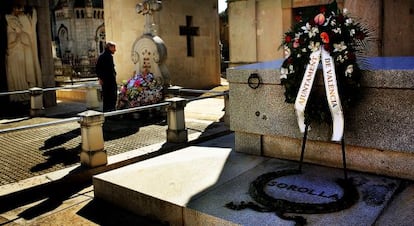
left=117, top=70, right=163, bottom=109
left=279, top=0, right=370, bottom=140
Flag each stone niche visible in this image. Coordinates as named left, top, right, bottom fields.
left=227, top=57, right=414, bottom=180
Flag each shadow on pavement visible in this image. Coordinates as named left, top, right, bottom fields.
left=76, top=199, right=168, bottom=226
left=17, top=179, right=91, bottom=220
left=0, top=166, right=91, bottom=217
left=28, top=113, right=167, bottom=174
left=40, top=128, right=81, bottom=151
left=31, top=146, right=81, bottom=172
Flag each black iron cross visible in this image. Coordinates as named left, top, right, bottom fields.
left=179, top=16, right=199, bottom=57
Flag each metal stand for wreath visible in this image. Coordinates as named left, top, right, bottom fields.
left=298, top=124, right=348, bottom=180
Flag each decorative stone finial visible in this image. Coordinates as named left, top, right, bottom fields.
left=136, top=0, right=162, bottom=34
left=136, top=0, right=162, bottom=15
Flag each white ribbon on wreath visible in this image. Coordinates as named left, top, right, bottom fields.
left=294, top=46, right=344, bottom=141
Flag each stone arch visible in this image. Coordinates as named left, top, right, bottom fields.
left=95, top=23, right=105, bottom=54
left=57, top=24, right=69, bottom=55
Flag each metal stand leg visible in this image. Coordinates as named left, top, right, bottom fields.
left=298, top=124, right=309, bottom=172
left=298, top=124, right=348, bottom=180
left=341, top=137, right=348, bottom=180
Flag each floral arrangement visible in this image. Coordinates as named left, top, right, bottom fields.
left=280, top=0, right=370, bottom=125
left=117, top=71, right=163, bottom=109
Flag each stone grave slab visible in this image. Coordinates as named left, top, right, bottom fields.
left=188, top=160, right=399, bottom=226
left=93, top=134, right=400, bottom=225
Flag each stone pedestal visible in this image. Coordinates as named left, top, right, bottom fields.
left=227, top=57, right=414, bottom=180
left=85, top=82, right=100, bottom=109
left=165, top=97, right=188, bottom=143
left=29, top=87, right=45, bottom=117
left=78, top=110, right=106, bottom=167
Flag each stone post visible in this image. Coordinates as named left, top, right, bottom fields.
left=29, top=87, right=45, bottom=117
left=165, top=97, right=188, bottom=143
left=85, top=83, right=100, bottom=109
left=165, top=85, right=182, bottom=98
left=78, top=110, right=107, bottom=167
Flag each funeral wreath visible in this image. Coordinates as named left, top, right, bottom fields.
left=280, top=0, right=370, bottom=140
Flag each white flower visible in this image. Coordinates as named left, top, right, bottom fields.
left=301, top=23, right=311, bottom=33
left=308, top=26, right=319, bottom=38
left=302, top=48, right=307, bottom=53
left=336, top=55, right=345, bottom=63
left=345, top=18, right=353, bottom=26
left=297, top=53, right=301, bottom=58
left=283, top=45, right=291, bottom=58
left=349, top=29, right=355, bottom=37
left=343, top=51, right=349, bottom=59
left=333, top=27, right=341, bottom=34
left=295, top=32, right=303, bottom=39
left=330, top=18, right=337, bottom=26
left=333, top=41, right=347, bottom=52
left=345, top=64, right=354, bottom=77
left=343, top=8, right=349, bottom=15
left=308, top=41, right=320, bottom=52
left=280, top=67, right=288, bottom=79
left=289, top=64, right=294, bottom=73
left=301, top=23, right=318, bottom=38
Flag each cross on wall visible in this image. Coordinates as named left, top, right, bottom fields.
left=179, top=16, right=199, bottom=57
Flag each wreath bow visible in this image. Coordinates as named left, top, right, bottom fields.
left=295, top=47, right=343, bottom=141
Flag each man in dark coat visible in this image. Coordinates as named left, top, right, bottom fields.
left=96, top=41, right=117, bottom=112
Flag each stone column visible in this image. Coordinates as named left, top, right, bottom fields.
left=32, top=0, right=56, bottom=107
left=165, top=97, right=188, bottom=143
left=29, top=87, right=45, bottom=117
left=78, top=110, right=107, bottom=167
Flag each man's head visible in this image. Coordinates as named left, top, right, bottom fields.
left=105, top=41, right=117, bottom=54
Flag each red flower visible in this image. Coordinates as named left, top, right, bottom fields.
left=347, top=52, right=356, bottom=60
left=320, top=32, right=329, bottom=43
left=285, top=35, right=292, bottom=43
left=295, top=15, right=302, bottom=22
left=356, top=31, right=366, bottom=40
left=319, top=6, right=327, bottom=13
left=337, top=14, right=345, bottom=24
left=134, top=80, right=141, bottom=87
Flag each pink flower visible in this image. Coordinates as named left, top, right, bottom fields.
left=314, top=13, right=325, bottom=25
left=293, top=39, right=300, bottom=48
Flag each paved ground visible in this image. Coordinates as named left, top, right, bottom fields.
left=0, top=89, right=228, bottom=186
left=0, top=87, right=232, bottom=225
left=0, top=109, right=224, bottom=186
